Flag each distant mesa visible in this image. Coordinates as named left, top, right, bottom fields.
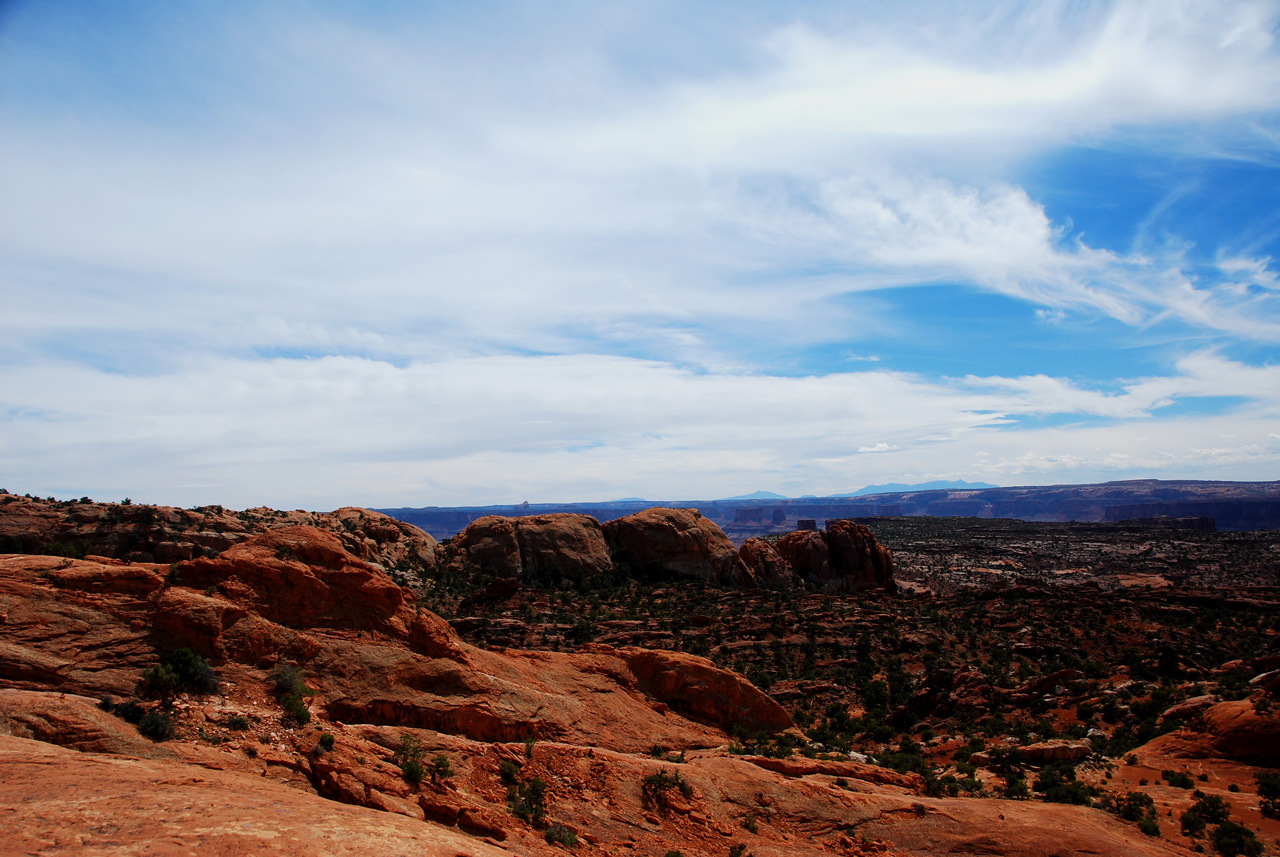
left=838, top=480, right=999, bottom=496
left=717, top=490, right=790, bottom=500
left=379, top=478, right=1280, bottom=539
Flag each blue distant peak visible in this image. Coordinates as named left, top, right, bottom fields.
left=836, top=480, right=998, bottom=497
left=719, top=490, right=791, bottom=500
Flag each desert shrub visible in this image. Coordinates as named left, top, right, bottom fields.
left=166, top=648, right=219, bottom=694
left=499, top=759, right=521, bottom=785
left=401, top=759, right=425, bottom=785
left=227, top=714, right=250, bottom=731
left=524, top=735, right=537, bottom=758
left=1182, top=809, right=1208, bottom=838
left=1137, top=815, right=1161, bottom=837
left=1034, top=763, right=1098, bottom=805
left=642, top=769, right=693, bottom=807
left=137, top=709, right=174, bottom=741
left=111, top=699, right=147, bottom=724
left=1163, top=769, right=1195, bottom=789
left=729, top=845, right=747, bottom=857
left=1115, top=790, right=1154, bottom=823
left=429, top=754, right=452, bottom=782
left=280, top=692, right=310, bottom=725
left=318, top=732, right=335, bottom=752
left=395, top=734, right=427, bottom=785
left=544, top=823, right=577, bottom=847
left=139, top=663, right=179, bottom=705
left=742, top=813, right=759, bottom=834
left=1190, top=794, right=1231, bottom=824
left=1210, top=820, right=1263, bottom=856
left=508, top=776, right=548, bottom=825
left=268, top=663, right=312, bottom=725
left=1257, top=770, right=1280, bottom=818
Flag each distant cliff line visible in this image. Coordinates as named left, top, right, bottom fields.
left=379, top=478, right=1280, bottom=540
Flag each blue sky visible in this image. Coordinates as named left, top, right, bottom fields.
left=2, top=0, right=1279, bottom=509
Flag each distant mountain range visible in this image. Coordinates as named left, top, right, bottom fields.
left=379, top=478, right=1280, bottom=540
left=836, top=480, right=998, bottom=497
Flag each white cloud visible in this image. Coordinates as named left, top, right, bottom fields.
left=2, top=352, right=1277, bottom=508
left=1, top=1, right=1279, bottom=504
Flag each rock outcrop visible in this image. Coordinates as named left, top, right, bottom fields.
left=602, top=507, right=743, bottom=583
left=774, top=520, right=896, bottom=593
left=1144, top=699, right=1280, bottom=766
left=448, top=514, right=612, bottom=581
left=737, top=537, right=798, bottom=589
left=0, top=494, right=439, bottom=576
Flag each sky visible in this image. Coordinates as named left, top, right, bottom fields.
left=2, top=0, right=1280, bottom=510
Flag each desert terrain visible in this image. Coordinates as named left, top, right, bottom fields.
left=0, top=490, right=1277, bottom=856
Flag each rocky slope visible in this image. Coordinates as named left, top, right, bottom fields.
left=0, top=517, right=1230, bottom=856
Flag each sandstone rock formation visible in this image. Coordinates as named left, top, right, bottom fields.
left=603, top=507, right=743, bottom=583
left=1143, top=698, right=1280, bottom=766
left=775, top=520, right=895, bottom=593
left=0, top=493, right=439, bottom=577
left=448, top=513, right=612, bottom=582
left=737, top=537, right=798, bottom=589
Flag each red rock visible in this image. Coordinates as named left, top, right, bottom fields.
left=0, top=734, right=511, bottom=857
left=1146, top=699, right=1280, bottom=766
left=824, top=520, right=895, bottom=593
left=774, top=529, right=830, bottom=586
left=449, top=516, right=523, bottom=578
left=603, top=508, right=742, bottom=584
left=514, top=514, right=613, bottom=580
left=775, top=522, right=896, bottom=593
left=1157, top=694, right=1215, bottom=724
left=621, top=647, right=793, bottom=733
left=1018, top=740, right=1091, bottom=764
left=744, top=755, right=923, bottom=790
left=738, top=538, right=797, bottom=589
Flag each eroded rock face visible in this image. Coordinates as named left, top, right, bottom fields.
left=738, top=538, right=797, bottom=590
left=825, top=520, right=895, bottom=593
left=0, top=495, right=440, bottom=574
left=449, top=514, right=612, bottom=581
left=0, top=530, right=773, bottom=755
left=774, top=529, right=830, bottom=586
left=621, top=647, right=793, bottom=733
left=602, top=508, right=742, bottom=584
left=1146, top=699, right=1280, bottom=766
left=774, top=521, right=895, bottom=593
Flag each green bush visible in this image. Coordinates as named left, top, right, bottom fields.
left=319, top=732, right=335, bottom=752
left=1190, top=794, right=1230, bottom=825
left=1116, top=791, right=1154, bottom=822
left=1257, top=770, right=1280, bottom=818
left=401, top=758, right=424, bottom=785
left=1182, top=810, right=1207, bottom=838
left=508, top=776, right=548, bottom=824
left=228, top=714, right=250, bottom=731
left=544, top=823, right=577, bottom=847
left=1034, top=764, right=1098, bottom=805
left=1210, top=821, right=1263, bottom=857
left=429, top=754, right=452, bottom=782
left=1163, top=769, right=1195, bottom=789
left=642, top=769, right=693, bottom=806
left=280, top=692, right=310, bottom=725
left=138, top=709, right=175, bottom=741
left=166, top=648, right=219, bottom=694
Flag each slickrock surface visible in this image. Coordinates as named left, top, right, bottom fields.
left=0, top=734, right=510, bottom=856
